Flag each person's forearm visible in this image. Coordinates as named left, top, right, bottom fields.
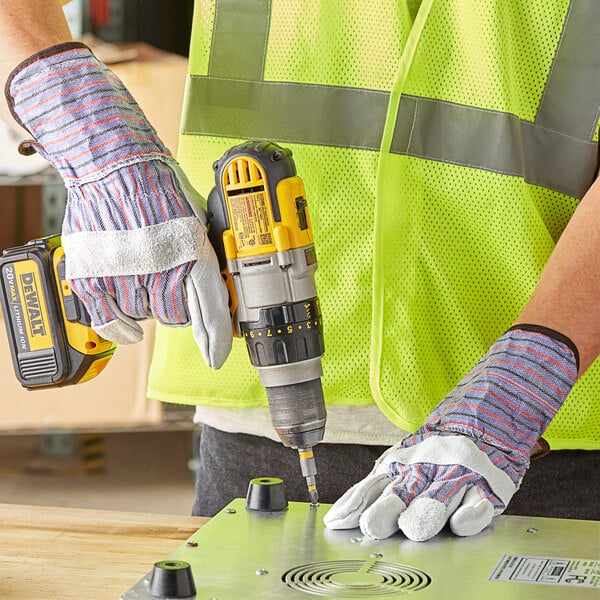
left=515, top=174, right=600, bottom=374
left=0, top=1, right=72, bottom=126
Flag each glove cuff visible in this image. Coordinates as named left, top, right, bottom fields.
left=6, top=41, right=172, bottom=185
left=507, top=323, right=580, bottom=373
left=4, top=41, right=90, bottom=130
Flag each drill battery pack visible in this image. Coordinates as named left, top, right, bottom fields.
left=0, top=236, right=115, bottom=389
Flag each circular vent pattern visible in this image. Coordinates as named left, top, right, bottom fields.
left=282, top=559, right=431, bottom=597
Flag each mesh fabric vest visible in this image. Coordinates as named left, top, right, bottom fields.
left=147, top=0, right=600, bottom=450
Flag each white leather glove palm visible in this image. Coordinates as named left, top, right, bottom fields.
left=324, top=436, right=515, bottom=541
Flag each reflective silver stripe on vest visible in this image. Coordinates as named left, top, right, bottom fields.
left=181, top=78, right=389, bottom=150
left=391, top=95, right=599, bottom=199
left=183, top=0, right=599, bottom=198
left=208, top=0, right=271, bottom=81
left=183, top=0, right=388, bottom=149
left=389, top=0, right=600, bottom=199
left=535, top=0, right=600, bottom=140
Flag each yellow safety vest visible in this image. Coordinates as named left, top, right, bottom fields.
left=147, top=0, right=600, bottom=451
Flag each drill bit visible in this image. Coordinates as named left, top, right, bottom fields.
left=297, top=447, right=319, bottom=504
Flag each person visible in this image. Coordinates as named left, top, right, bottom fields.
left=1, top=1, right=598, bottom=541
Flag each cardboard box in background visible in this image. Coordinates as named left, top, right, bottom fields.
left=0, top=318, right=162, bottom=431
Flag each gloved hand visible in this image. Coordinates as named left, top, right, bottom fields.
left=6, top=42, right=232, bottom=368
left=324, top=325, right=578, bottom=541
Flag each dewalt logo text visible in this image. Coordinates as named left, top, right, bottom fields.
left=20, top=272, right=47, bottom=336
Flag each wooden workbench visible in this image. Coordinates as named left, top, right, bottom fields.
left=0, top=503, right=208, bottom=600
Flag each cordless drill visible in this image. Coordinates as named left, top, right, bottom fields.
left=207, top=141, right=326, bottom=504
left=0, top=141, right=326, bottom=502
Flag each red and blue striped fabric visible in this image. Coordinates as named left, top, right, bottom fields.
left=394, top=326, right=578, bottom=510
left=7, top=42, right=200, bottom=331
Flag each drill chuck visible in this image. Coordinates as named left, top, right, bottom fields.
left=266, top=379, right=326, bottom=448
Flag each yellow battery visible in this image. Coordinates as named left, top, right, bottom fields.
left=0, top=236, right=115, bottom=388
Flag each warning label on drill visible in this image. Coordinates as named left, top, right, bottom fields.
left=229, top=191, right=273, bottom=250
left=489, top=555, right=600, bottom=588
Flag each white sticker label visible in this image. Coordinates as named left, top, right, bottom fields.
left=489, top=555, right=600, bottom=588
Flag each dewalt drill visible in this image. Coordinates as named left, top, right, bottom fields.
left=207, top=141, right=327, bottom=503
left=0, top=141, right=326, bottom=502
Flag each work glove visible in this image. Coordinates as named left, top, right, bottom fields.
left=6, top=42, right=232, bottom=368
left=324, top=325, right=578, bottom=541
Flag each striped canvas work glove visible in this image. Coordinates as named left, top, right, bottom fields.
left=6, top=42, right=232, bottom=368
left=324, top=326, right=578, bottom=541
